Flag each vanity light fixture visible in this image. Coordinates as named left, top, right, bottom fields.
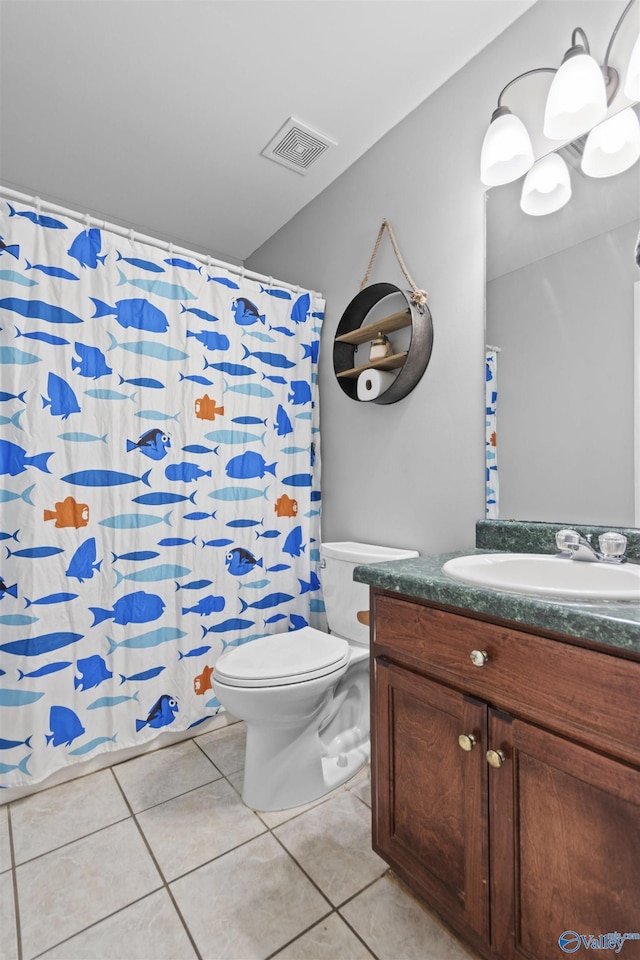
left=480, top=0, right=640, bottom=211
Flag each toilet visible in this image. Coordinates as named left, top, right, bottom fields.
left=211, top=541, right=418, bottom=811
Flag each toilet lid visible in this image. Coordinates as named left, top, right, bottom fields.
left=213, top=627, right=349, bottom=687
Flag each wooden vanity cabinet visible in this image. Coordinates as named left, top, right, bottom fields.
left=370, top=590, right=640, bottom=960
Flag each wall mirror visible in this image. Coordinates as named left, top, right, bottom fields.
left=485, top=106, right=640, bottom=528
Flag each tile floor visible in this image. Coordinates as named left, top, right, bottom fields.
left=0, top=721, right=480, bottom=960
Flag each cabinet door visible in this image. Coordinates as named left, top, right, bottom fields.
left=372, top=658, right=489, bottom=941
left=489, top=711, right=640, bottom=960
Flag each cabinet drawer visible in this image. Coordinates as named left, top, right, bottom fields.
left=373, top=594, right=640, bottom=765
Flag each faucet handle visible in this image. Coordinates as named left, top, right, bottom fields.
left=556, top=529, right=580, bottom=552
left=598, top=532, right=627, bottom=558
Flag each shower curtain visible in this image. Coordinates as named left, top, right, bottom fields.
left=485, top=347, right=499, bottom=518
left=0, top=195, right=325, bottom=789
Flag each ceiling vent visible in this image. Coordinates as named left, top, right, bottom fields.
left=261, top=117, right=336, bottom=175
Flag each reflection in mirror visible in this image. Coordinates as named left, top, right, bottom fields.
left=485, top=109, right=640, bottom=528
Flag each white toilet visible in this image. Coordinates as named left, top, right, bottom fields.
left=212, top=541, right=418, bottom=811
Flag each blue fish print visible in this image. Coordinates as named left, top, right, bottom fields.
left=0, top=237, right=20, bottom=258
left=46, top=706, right=85, bottom=747
left=117, top=268, right=196, bottom=301
left=288, top=380, right=313, bottom=405
left=180, top=305, right=220, bottom=323
left=58, top=431, right=108, bottom=444
left=6, top=546, right=64, bottom=560
left=87, top=693, right=139, bottom=710
left=0, top=632, right=83, bottom=657
left=107, top=627, right=186, bottom=654
left=207, top=275, right=239, bottom=289
left=115, top=251, right=164, bottom=272
left=186, top=330, right=230, bottom=351
left=106, top=333, right=189, bottom=362
left=181, top=444, right=217, bottom=455
left=0, top=528, right=20, bottom=540
left=282, top=473, right=312, bottom=487
left=270, top=325, right=295, bottom=337
left=302, top=341, right=320, bottom=363
left=74, top=655, right=113, bottom=690
left=119, top=375, right=165, bottom=390
left=0, top=484, right=35, bottom=505
left=99, top=512, right=172, bottom=530
left=135, top=694, right=179, bottom=732
left=182, top=595, right=226, bottom=616
left=231, top=297, right=265, bottom=326
left=165, top=257, right=201, bottom=272
left=203, top=359, right=256, bottom=377
left=202, top=618, right=255, bottom=636
left=0, top=578, right=18, bottom=600
left=0, top=614, right=38, bottom=627
left=231, top=416, right=267, bottom=426
left=0, top=409, right=24, bottom=430
left=0, top=756, right=31, bottom=776
left=0, top=391, right=26, bottom=403
left=205, top=429, right=264, bottom=446
left=274, top=404, right=293, bottom=436
left=262, top=374, right=286, bottom=384
left=239, top=592, right=293, bottom=612
left=126, top=429, right=171, bottom=461
left=255, top=529, right=280, bottom=539
left=0, top=735, right=33, bottom=750
left=283, top=526, right=306, bottom=557
left=90, top=590, right=165, bottom=627
left=17, top=662, right=71, bottom=680
left=0, top=439, right=53, bottom=476
left=183, top=511, right=217, bottom=521
left=7, top=203, right=67, bottom=229
left=225, top=548, right=263, bottom=576
left=178, top=373, right=214, bottom=386
left=91, top=296, right=169, bottom=333
left=157, top=538, right=196, bottom=548
left=259, top=285, right=291, bottom=300
left=0, top=269, right=38, bottom=287
left=133, top=491, right=197, bottom=506
left=178, top=644, right=211, bottom=659
left=119, top=666, right=165, bottom=684
left=226, top=519, right=261, bottom=528
left=62, top=468, right=151, bottom=488
left=201, top=538, right=233, bottom=548
left=25, top=261, right=79, bottom=281
left=85, top=388, right=136, bottom=402
left=290, top=614, right=309, bottom=630
left=209, top=487, right=269, bottom=502
left=134, top=410, right=179, bottom=422
left=114, top=564, right=191, bottom=587
left=241, top=345, right=295, bottom=369
left=0, top=346, right=41, bottom=365
left=15, top=328, right=69, bottom=346
left=223, top=382, right=274, bottom=399
left=71, top=343, right=113, bottom=379
left=67, top=228, right=106, bottom=268
left=111, top=550, right=160, bottom=563
left=165, top=463, right=211, bottom=483
left=42, top=372, right=81, bottom=419
left=291, top=292, right=310, bottom=323
left=0, top=689, right=45, bottom=706
left=299, top=572, right=321, bottom=593
left=225, top=452, right=277, bottom=480
left=0, top=297, right=83, bottom=324
left=69, top=735, right=118, bottom=756
left=66, top=537, right=102, bottom=583
left=175, top=580, right=213, bottom=591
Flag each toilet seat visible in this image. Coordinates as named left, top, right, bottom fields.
left=214, top=627, right=349, bottom=687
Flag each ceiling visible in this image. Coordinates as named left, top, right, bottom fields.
left=0, top=0, right=536, bottom=263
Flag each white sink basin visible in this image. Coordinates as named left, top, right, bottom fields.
left=442, top=553, right=640, bottom=601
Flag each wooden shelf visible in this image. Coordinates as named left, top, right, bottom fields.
left=336, top=351, right=408, bottom=380
left=335, top=309, right=411, bottom=346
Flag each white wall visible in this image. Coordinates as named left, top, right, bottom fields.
left=247, top=1, right=628, bottom=556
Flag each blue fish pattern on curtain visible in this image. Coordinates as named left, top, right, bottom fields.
left=0, top=198, right=325, bottom=788
left=485, top=347, right=499, bottom=518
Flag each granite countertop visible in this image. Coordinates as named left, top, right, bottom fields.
left=354, top=550, right=640, bottom=658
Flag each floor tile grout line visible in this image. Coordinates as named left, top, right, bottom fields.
left=6, top=804, right=23, bottom=960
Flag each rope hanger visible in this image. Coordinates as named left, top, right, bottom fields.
left=360, top=219, right=429, bottom=309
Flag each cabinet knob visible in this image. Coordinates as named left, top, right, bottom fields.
left=469, top=649, right=489, bottom=667
left=458, top=733, right=478, bottom=752
left=486, top=749, right=506, bottom=769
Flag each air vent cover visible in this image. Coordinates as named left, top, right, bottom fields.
left=261, top=117, right=336, bottom=175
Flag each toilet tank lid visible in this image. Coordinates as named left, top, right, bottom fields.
left=214, top=628, right=349, bottom=683
left=321, top=541, right=419, bottom=563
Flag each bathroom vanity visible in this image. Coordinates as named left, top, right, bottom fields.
left=355, top=529, right=640, bottom=960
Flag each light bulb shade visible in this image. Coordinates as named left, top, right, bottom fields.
left=480, top=107, right=534, bottom=186
left=582, top=108, right=640, bottom=177
left=624, top=33, right=640, bottom=100
left=520, top=153, right=572, bottom=216
left=543, top=52, right=607, bottom=141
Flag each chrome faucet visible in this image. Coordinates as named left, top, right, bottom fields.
left=555, top=529, right=628, bottom=564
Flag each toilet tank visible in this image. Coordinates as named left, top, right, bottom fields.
left=321, top=541, right=419, bottom=645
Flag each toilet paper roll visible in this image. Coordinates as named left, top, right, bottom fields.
left=357, top=368, right=396, bottom=401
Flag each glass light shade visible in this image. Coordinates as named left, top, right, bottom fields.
left=520, top=153, right=572, bottom=216
left=543, top=52, right=607, bottom=140
left=582, top=108, right=640, bottom=177
left=624, top=33, right=640, bottom=100
left=480, top=109, right=534, bottom=186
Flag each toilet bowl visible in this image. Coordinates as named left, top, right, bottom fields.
left=211, top=541, right=418, bottom=811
